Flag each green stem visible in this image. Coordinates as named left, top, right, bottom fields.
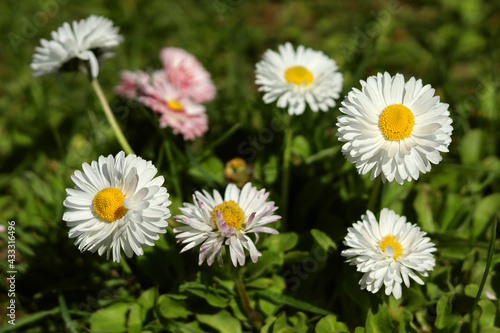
left=367, top=177, right=382, bottom=212
left=163, top=139, right=183, bottom=201
left=226, top=252, right=262, bottom=330
left=91, top=79, right=134, bottom=155
left=281, top=117, right=293, bottom=229
left=470, top=219, right=497, bottom=324
left=119, top=256, right=133, bottom=276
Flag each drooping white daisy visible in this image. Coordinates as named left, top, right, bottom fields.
left=341, top=208, right=436, bottom=299
left=255, top=42, right=343, bottom=115
left=63, top=151, right=171, bottom=262
left=173, top=182, right=280, bottom=266
left=336, top=72, right=453, bottom=184
left=31, top=15, right=123, bottom=79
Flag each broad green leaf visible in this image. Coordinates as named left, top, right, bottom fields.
left=435, top=292, right=453, bottom=329
left=273, top=311, right=291, bottom=332
left=288, top=312, right=308, bottom=333
left=90, top=302, right=130, bottom=333
left=354, top=328, right=366, bottom=333
left=292, top=135, right=311, bottom=160
left=460, top=129, right=486, bottom=165
left=263, top=233, right=298, bottom=252
left=311, top=229, right=337, bottom=251
left=137, top=287, right=156, bottom=320
left=157, top=294, right=192, bottom=319
left=473, top=193, right=500, bottom=238
left=256, top=290, right=332, bottom=316
left=315, top=314, right=349, bottom=333
left=478, top=299, right=496, bottom=328
left=245, top=277, right=275, bottom=289
left=413, top=185, right=436, bottom=232
left=196, top=310, right=242, bottom=333
left=464, top=284, right=479, bottom=298
left=398, top=308, right=417, bottom=333
left=246, top=250, right=284, bottom=280
left=179, top=281, right=231, bottom=308
left=365, top=303, right=393, bottom=333
left=127, top=303, right=143, bottom=333
left=263, top=155, right=279, bottom=184
left=284, top=250, right=310, bottom=263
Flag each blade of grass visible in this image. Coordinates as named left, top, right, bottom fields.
left=470, top=219, right=497, bottom=325
left=58, top=294, right=78, bottom=333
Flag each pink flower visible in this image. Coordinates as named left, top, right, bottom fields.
left=139, top=79, right=208, bottom=140
left=115, top=70, right=150, bottom=99
left=160, top=47, right=216, bottom=103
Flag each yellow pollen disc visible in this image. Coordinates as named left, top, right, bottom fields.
left=166, top=99, right=183, bottom=111
left=284, top=66, right=314, bottom=86
left=379, top=235, right=403, bottom=259
left=378, top=104, right=415, bottom=140
left=211, top=200, right=245, bottom=230
left=93, top=188, right=127, bottom=222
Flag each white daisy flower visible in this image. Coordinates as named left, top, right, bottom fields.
left=336, top=72, right=453, bottom=184
left=31, top=15, right=123, bottom=79
left=173, top=182, right=280, bottom=266
left=255, top=42, right=343, bottom=115
left=341, top=208, right=436, bottom=299
left=63, top=151, right=171, bottom=262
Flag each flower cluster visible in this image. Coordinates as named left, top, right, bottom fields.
left=33, top=15, right=450, bottom=302
left=115, top=48, right=215, bottom=140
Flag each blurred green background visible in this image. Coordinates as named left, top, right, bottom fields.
left=1, top=0, right=499, bottom=332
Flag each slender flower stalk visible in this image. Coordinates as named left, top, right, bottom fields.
left=163, top=138, right=183, bottom=201
left=226, top=251, right=262, bottom=330
left=92, top=79, right=134, bottom=155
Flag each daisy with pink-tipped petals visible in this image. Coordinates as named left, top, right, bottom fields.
left=114, top=70, right=150, bottom=99
left=160, top=47, right=216, bottom=103
left=139, top=78, right=208, bottom=140
left=173, top=182, right=280, bottom=267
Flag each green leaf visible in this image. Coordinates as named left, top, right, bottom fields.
left=273, top=311, right=292, bottom=332
left=196, top=310, right=242, bottom=333
left=460, top=129, right=486, bottom=165
left=435, top=292, right=453, bottom=329
left=246, top=250, right=284, bottom=280
left=90, top=302, right=130, bottom=333
left=464, top=284, right=479, bottom=298
left=292, top=135, right=311, bottom=160
left=179, top=282, right=231, bottom=308
left=256, top=290, right=333, bottom=316
left=354, top=328, right=366, bottom=333
left=263, top=155, right=279, bottom=184
left=305, top=146, right=340, bottom=165
left=157, top=294, right=192, bottom=319
left=127, top=303, right=143, bottom=333
left=315, top=315, right=349, bottom=333
left=0, top=308, right=60, bottom=333
left=473, top=194, right=500, bottom=238
left=311, top=229, right=337, bottom=251
left=245, top=277, right=275, bottom=289
left=137, top=287, right=156, bottom=320
left=478, top=299, right=496, bottom=328
left=263, top=233, right=298, bottom=252
left=480, top=328, right=500, bottom=333
left=365, top=303, right=393, bottom=333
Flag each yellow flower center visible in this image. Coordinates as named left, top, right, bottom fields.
left=166, top=99, right=183, bottom=112
left=93, top=188, right=127, bottom=222
left=211, top=200, right=245, bottom=230
left=284, top=66, right=314, bottom=86
left=378, top=104, right=415, bottom=141
left=379, top=235, right=403, bottom=259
